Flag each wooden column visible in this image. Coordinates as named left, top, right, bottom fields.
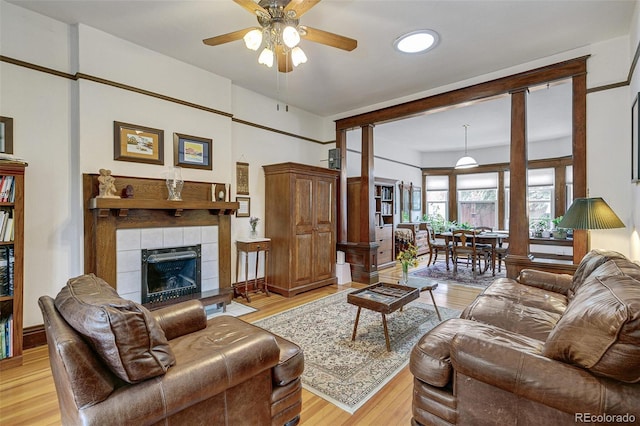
left=336, top=128, right=348, bottom=243
left=572, top=72, right=588, bottom=262
left=505, top=88, right=533, bottom=277
left=360, top=124, right=375, bottom=244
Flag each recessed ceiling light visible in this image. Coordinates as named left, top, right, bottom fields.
left=394, top=30, right=439, bottom=54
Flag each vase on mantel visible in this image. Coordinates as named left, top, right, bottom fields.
left=401, top=262, right=409, bottom=284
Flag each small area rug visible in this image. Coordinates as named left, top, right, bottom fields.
left=410, top=261, right=505, bottom=288
left=253, top=290, right=459, bottom=414
left=205, top=301, right=257, bottom=319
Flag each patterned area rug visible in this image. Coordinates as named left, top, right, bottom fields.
left=253, top=290, right=460, bottom=414
left=410, top=260, right=505, bottom=288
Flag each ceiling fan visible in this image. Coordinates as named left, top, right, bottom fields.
left=203, top=0, right=357, bottom=73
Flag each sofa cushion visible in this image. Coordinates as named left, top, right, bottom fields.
left=479, top=278, right=568, bottom=315
left=569, top=249, right=627, bottom=299
left=55, top=274, right=176, bottom=383
left=543, top=265, right=640, bottom=383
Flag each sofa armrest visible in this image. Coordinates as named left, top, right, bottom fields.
left=451, top=332, right=639, bottom=416
left=79, top=329, right=281, bottom=425
left=151, top=300, right=207, bottom=340
left=516, top=269, right=573, bottom=295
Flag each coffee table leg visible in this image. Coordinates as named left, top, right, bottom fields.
left=351, top=307, right=362, bottom=341
left=428, top=290, right=442, bottom=321
left=382, top=314, right=391, bottom=351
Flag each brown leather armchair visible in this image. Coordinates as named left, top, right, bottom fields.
left=39, top=274, right=303, bottom=426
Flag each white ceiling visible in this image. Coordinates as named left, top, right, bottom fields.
left=6, top=0, right=635, bottom=152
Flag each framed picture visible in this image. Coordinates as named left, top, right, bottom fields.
left=236, top=162, right=249, bottom=195
left=0, top=117, right=14, bottom=154
left=411, top=186, right=421, bottom=211
left=174, top=133, right=212, bottom=170
left=236, top=196, right=250, bottom=217
left=633, top=93, right=639, bottom=182
left=114, top=121, right=164, bottom=165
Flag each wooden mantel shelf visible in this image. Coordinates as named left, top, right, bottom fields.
left=89, top=198, right=239, bottom=218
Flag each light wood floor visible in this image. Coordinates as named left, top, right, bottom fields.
left=0, top=260, right=481, bottom=425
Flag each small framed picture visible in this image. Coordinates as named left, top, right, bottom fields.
left=236, top=196, right=250, bottom=218
left=174, top=133, right=212, bottom=170
left=236, top=162, right=249, bottom=195
left=632, top=93, right=639, bottom=182
left=114, top=121, right=164, bottom=165
left=0, top=117, right=14, bottom=154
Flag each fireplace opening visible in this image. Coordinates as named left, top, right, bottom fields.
left=141, top=245, right=201, bottom=304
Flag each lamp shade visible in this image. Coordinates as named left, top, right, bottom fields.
left=557, top=197, right=625, bottom=230
left=455, top=155, right=478, bottom=169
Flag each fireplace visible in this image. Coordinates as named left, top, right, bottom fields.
left=141, top=245, right=201, bottom=304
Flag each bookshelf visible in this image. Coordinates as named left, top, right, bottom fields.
left=0, top=162, right=25, bottom=370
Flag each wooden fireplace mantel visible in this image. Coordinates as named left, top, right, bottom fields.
left=89, top=198, right=238, bottom=218
left=83, top=173, right=238, bottom=291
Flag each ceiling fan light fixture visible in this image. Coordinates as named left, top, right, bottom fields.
left=291, top=46, right=307, bottom=66
left=243, top=28, right=263, bottom=51
left=258, top=47, right=274, bottom=67
left=282, top=25, right=300, bottom=48
left=394, top=29, right=439, bottom=54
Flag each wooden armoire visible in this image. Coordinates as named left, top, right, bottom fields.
left=263, top=162, right=338, bottom=297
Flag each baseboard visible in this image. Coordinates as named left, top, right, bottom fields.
left=24, top=324, right=47, bottom=349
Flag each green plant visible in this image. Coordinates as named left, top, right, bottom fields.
left=422, top=213, right=446, bottom=232
left=552, top=216, right=564, bottom=229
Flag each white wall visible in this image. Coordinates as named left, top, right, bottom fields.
left=629, top=0, right=640, bottom=260
left=0, top=1, right=329, bottom=327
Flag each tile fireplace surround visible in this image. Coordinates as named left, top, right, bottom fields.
left=116, top=226, right=219, bottom=303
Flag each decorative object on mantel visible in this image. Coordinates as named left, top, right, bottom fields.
left=163, top=166, right=184, bottom=201
left=113, top=121, right=164, bottom=165
left=397, top=243, right=419, bottom=284
left=97, top=169, right=119, bottom=199
left=173, top=132, right=212, bottom=170
left=236, top=196, right=250, bottom=218
left=121, top=185, right=134, bottom=199
left=236, top=162, right=249, bottom=195
left=249, top=216, right=259, bottom=239
left=212, top=183, right=227, bottom=202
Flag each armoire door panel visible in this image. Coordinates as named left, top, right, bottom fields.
left=294, top=233, right=313, bottom=283
left=314, top=179, right=333, bottom=226
left=295, top=177, right=313, bottom=228
left=313, top=230, right=334, bottom=280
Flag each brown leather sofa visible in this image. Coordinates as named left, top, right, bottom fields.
left=410, top=249, right=640, bottom=425
left=39, top=274, right=304, bottom=425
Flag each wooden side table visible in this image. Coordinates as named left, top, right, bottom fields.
left=235, top=238, right=271, bottom=302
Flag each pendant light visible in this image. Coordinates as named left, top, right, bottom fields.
left=455, top=124, right=478, bottom=169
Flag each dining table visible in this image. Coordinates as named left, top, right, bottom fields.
left=437, top=231, right=509, bottom=276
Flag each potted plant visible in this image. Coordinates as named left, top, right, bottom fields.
left=551, top=216, right=568, bottom=239
left=531, top=219, right=548, bottom=238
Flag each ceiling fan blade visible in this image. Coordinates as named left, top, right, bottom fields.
left=233, top=0, right=269, bottom=17
left=276, top=45, right=293, bottom=73
left=203, top=28, right=254, bottom=46
left=284, top=0, right=320, bottom=18
left=301, top=26, right=357, bottom=51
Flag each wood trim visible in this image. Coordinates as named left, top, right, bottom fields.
left=336, top=56, right=589, bottom=130
left=23, top=325, right=46, bottom=349
left=0, top=55, right=330, bottom=145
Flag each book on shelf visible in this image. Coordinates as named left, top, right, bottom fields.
left=0, top=175, right=14, bottom=202
left=0, top=315, right=12, bottom=359
left=0, top=246, right=13, bottom=297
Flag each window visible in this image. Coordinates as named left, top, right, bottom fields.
left=425, top=176, right=448, bottom=222
left=457, top=173, right=498, bottom=228
left=527, top=168, right=554, bottom=230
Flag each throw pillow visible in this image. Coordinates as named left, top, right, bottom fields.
left=55, top=274, right=176, bottom=383
left=543, top=271, right=640, bottom=383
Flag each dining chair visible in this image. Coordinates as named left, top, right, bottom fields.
left=473, top=226, right=495, bottom=269
left=450, top=229, right=490, bottom=277
left=425, top=224, right=451, bottom=270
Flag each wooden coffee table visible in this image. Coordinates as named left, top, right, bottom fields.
left=347, top=283, right=419, bottom=351
left=399, top=276, right=442, bottom=321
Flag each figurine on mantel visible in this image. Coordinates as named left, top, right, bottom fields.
left=97, top=168, right=120, bottom=198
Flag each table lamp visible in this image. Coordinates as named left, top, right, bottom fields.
left=557, top=197, right=625, bottom=230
